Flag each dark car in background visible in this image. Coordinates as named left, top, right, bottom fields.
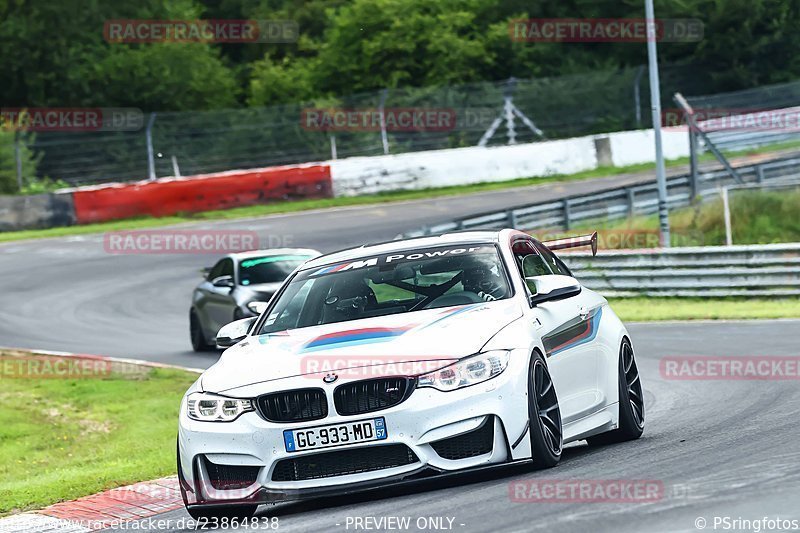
left=189, top=248, right=320, bottom=351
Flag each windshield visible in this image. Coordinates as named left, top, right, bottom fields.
left=239, top=255, right=314, bottom=285
left=258, top=244, right=510, bottom=334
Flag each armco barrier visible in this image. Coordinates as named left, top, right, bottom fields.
left=71, top=163, right=332, bottom=224
left=402, top=154, right=800, bottom=237
left=560, top=243, right=800, bottom=297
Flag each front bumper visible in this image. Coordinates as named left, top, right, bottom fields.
left=178, top=349, right=531, bottom=506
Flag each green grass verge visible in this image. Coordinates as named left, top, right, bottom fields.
left=563, top=187, right=800, bottom=248
left=0, top=354, right=197, bottom=516
left=609, top=298, right=800, bottom=321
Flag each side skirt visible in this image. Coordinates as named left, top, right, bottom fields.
left=562, top=402, right=619, bottom=444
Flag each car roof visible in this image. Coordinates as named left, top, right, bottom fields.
left=302, top=230, right=504, bottom=270
left=229, top=248, right=321, bottom=261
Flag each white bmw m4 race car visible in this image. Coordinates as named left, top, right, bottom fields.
left=177, top=229, right=645, bottom=519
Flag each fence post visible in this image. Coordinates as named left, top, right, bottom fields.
left=330, top=134, right=337, bottom=160
left=379, top=89, right=390, bottom=155
left=504, top=78, right=517, bottom=145
left=14, top=131, right=23, bottom=191
left=146, top=113, right=157, bottom=181
left=756, top=165, right=764, bottom=184
left=627, top=188, right=636, bottom=217
left=171, top=155, right=181, bottom=178
left=688, top=127, right=699, bottom=200
left=563, top=199, right=571, bottom=230
left=506, top=209, right=518, bottom=228
left=721, top=186, right=733, bottom=246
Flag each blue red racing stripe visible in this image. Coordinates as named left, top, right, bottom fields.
left=301, top=326, right=412, bottom=352
left=415, top=303, right=484, bottom=331
left=543, top=307, right=603, bottom=357
left=311, top=262, right=358, bottom=276
left=299, top=303, right=482, bottom=353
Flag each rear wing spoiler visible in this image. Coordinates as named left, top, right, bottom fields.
left=542, top=232, right=598, bottom=256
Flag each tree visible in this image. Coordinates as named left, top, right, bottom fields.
left=0, top=131, right=40, bottom=194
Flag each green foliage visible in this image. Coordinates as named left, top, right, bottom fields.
left=581, top=188, right=800, bottom=247
left=3, top=0, right=800, bottom=111
left=0, top=131, right=40, bottom=194
left=0, top=0, right=237, bottom=110
left=19, top=177, right=70, bottom=195
left=92, top=44, right=239, bottom=111
left=705, top=189, right=800, bottom=244
left=247, top=55, right=316, bottom=106
left=4, top=0, right=800, bottom=185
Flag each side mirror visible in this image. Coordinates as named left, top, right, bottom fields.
left=212, top=275, right=235, bottom=289
left=201, top=266, right=211, bottom=278
left=215, top=317, right=256, bottom=348
left=526, top=275, right=582, bottom=307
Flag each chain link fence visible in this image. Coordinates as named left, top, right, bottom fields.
left=3, top=63, right=710, bottom=188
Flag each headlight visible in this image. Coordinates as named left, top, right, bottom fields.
left=417, top=350, right=510, bottom=391
left=246, top=301, right=269, bottom=315
left=186, top=392, right=254, bottom=422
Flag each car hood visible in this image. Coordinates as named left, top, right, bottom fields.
left=201, top=299, right=523, bottom=393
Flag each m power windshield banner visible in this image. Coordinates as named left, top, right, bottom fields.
left=309, top=245, right=496, bottom=277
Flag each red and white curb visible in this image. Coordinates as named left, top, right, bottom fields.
left=0, top=477, right=183, bottom=532
left=0, top=348, right=202, bottom=532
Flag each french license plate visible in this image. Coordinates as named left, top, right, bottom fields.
left=283, top=417, right=387, bottom=452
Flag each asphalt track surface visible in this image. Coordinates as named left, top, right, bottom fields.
left=2, top=170, right=800, bottom=532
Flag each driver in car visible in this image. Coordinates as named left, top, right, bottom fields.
left=462, top=264, right=507, bottom=301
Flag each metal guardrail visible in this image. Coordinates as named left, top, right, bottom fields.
left=703, top=129, right=800, bottom=155
left=401, top=154, right=800, bottom=237
left=560, top=243, right=800, bottom=298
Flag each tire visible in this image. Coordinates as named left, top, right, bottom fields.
left=527, top=351, right=562, bottom=468
left=186, top=504, right=258, bottom=520
left=587, top=339, right=645, bottom=445
left=190, top=310, right=215, bottom=352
